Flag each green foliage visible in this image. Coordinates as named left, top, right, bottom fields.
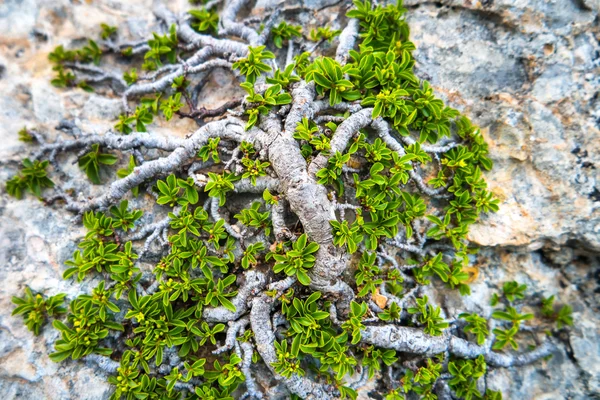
left=378, top=301, right=401, bottom=322
left=241, top=242, right=265, bottom=269
left=448, top=355, right=487, bottom=400
left=502, top=281, right=527, bottom=302
left=341, top=301, right=367, bottom=344
left=262, top=188, right=278, bottom=205
left=272, top=234, right=319, bottom=285
left=317, top=151, right=350, bottom=192
left=6, top=158, right=54, bottom=198
left=234, top=202, right=272, bottom=236
left=293, top=117, right=319, bottom=141
left=309, top=26, right=341, bottom=42
left=12, top=288, right=66, bottom=335
left=50, top=294, right=124, bottom=362
left=272, top=338, right=304, bottom=378
left=9, top=2, right=550, bottom=399
left=492, top=306, right=533, bottom=326
left=362, top=345, right=397, bottom=379
left=306, top=57, right=361, bottom=106
left=160, top=92, right=184, bottom=121
left=79, top=144, right=118, bottom=184
left=492, top=325, right=519, bottom=351
left=232, top=46, right=274, bottom=84
left=330, top=219, right=363, bottom=254
left=541, top=296, right=574, bottom=328
left=189, top=8, right=219, bottom=33
left=459, top=312, right=489, bottom=345
left=407, top=296, right=449, bottom=336
left=271, top=22, right=301, bottom=48
left=198, top=137, right=221, bottom=163
left=241, top=157, right=270, bottom=185
left=156, top=174, right=199, bottom=207
left=204, top=172, right=238, bottom=206
left=115, top=114, right=135, bottom=134
left=241, top=82, right=292, bottom=129
left=110, top=200, right=143, bottom=231
left=204, top=353, right=245, bottom=388
left=399, top=357, right=443, bottom=399
left=556, top=305, right=573, bottom=328
left=123, top=68, right=138, bottom=85
left=293, top=51, right=312, bottom=77
left=266, top=64, right=300, bottom=87
left=192, top=321, right=225, bottom=345
left=133, top=106, right=155, bottom=132
left=81, top=39, right=103, bottom=65
left=18, top=127, right=34, bottom=142
left=144, top=24, right=178, bottom=69
left=356, top=251, right=383, bottom=297
left=100, top=23, right=117, bottom=40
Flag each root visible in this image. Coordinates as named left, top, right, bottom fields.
left=361, top=324, right=556, bottom=368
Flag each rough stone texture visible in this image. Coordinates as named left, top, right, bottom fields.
left=0, top=0, right=598, bottom=399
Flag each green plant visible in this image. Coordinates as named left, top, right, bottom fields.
left=272, top=339, right=304, bottom=378
left=459, top=313, right=489, bottom=345
left=491, top=306, right=533, bottom=326
left=241, top=82, right=292, bottom=129
left=12, top=288, right=66, bottom=335
left=79, top=144, right=118, bottom=184
left=330, top=219, right=363, bottom=254
left=266, top=64, right=300, bottom=87
left=407, top=296, right=449, bottom=336
left=293, top=117, right=319, bottom=141
left=306, top=57, right=361, bottom=105
left=81, top=39, right=103, bottom=65
left=556, top=305, right=573, bottom=329
left=492, top=325, right=519, bottom=350
left=379, top=301, right=401, bottom=322
left=205, top=353, right=244, bottom=387
left=271, top=22, right=301, bottom=48
left=341, top=301, right=367, bottom=344
left=448, top=355, right=486, bottom=400
left=309, top=26, right=341, bottom=42
left=241, top=157, right=270, bottom=185
left=100, top=23, right=117, bottom=40
left=156, top=174, right=199, bottom=207
left=189, top=8, right=219, bottom=33
left=502, top=281, right=527, bottom=302
left=192, top=321, right=225, bottom=345
left=144, top=24, right=178, bottom=69
left=6, top=158, right=54, bottom=198
left=110, top=200, right=143, bottom=231
left=204, top=172, right=238, bottom=206
left=123, top=68, right=138, bottom=85
left=232, top=46, right=274, bottom=84
left=541, top=296, right=574, bottom=328
left=241, top=242, right=265, bottom=269
left=50, top=295, right=124, bottom=361
left=356, top=251, right=383, bottom=297
left=235, top=202, right=272, bottom=236
left=362, top=345, right=397, bottom=379
left=272, top=234, right=319, bottom=285
left=160, top=92, right=184, bottom=121
left=18, top=127, right=34, bottom=142
left=198, top=137, right=222, bottom=163
left=6, top=2, right=564, bottom=399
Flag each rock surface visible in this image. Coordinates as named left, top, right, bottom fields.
left=0, top=0, right=598, bottom=399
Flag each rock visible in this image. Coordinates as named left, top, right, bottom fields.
left=0, top=0, right=598, bottom=399
left=404, top=0, right=600, bottom=251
